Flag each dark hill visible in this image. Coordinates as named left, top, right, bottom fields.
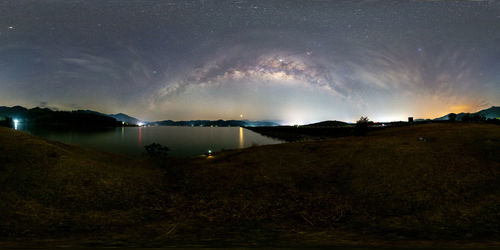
left=0, top=106, right=119, bottom=128
left=0, top=105, right=29, bottom=118
left=109, top=113, right=142, bottom=125
left=304, top=120, right=349, bottom=127
left=477, top=106, right=500, bottom=119
left=435, top=106, right=500, bottom=121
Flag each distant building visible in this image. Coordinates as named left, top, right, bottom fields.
left=408, top=117, right=414, bottom=123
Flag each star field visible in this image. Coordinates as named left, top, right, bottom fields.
left=0, top=0, right=499, bottom=123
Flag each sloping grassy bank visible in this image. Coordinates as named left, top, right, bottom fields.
left=0, top=123, right=499, bottom=248
left=0, top=127, right=167, bottom=244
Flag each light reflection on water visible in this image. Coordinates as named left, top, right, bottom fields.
left=18, top=126, right=282, bottom=157
left=138, top=127, right=142, bottom=149
left=239, top=127, right=244, bottom=149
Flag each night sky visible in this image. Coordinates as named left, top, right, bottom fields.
left=1, top=0, right=499, bottom=124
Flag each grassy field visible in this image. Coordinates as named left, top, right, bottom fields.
left=0, top=123, right=499, bottom=248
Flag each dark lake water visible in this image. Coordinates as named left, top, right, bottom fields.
left=17, top=125, right=283, bottom=157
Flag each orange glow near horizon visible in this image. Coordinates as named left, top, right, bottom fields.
left=449, top=105, right=472, bottom=114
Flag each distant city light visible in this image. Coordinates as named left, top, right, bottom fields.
left=206, top=149, right=214, bottom=158
left=13, top=119, right=19, bottom=130
left=137, top=122, right=144, bottom=126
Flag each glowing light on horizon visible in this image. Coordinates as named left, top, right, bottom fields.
left=13, top=119, right=18, bottom=130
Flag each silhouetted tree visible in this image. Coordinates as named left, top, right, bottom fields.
left=448, top=113, right=457, bottom=121
left=144, top=143, right=170, bottom=158
left=355, top=116, right=371, bottom=135
left=461, top=113, right=485, bottom=122
left=472, top=114, right=486, bottom=121
left=0, top=117, right=13, bottom=128
left=486, top=118, right=500, bottom=125
left=144, top=143, right=173, bottom=171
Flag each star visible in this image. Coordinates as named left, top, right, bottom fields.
left=0, top=0, right=497, bottom=123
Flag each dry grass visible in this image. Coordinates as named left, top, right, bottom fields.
left=0, top=123, right=499, bottom=247
left=0, top=127, right=166, bottom=240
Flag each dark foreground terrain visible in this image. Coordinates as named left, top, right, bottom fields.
left=0, top=123, right=499, bottom=248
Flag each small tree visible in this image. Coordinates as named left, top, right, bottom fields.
left=144, top=143, right=170, bottom=158
left=357, top=116, right=369, bottom=125
left=355, top=116, right=371, bottom=135
left=461, top=114, right=471, bottom=122
left=471, top=114, right=485, bottom=122
left=0, top=117, right=13, bottom=128
left=448, top=113, right=457, bottom=121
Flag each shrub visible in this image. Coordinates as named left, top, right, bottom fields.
left=462, top=114, right=485, bottom=122
left=0, top=117, right=13, bottom=128
left=144, top=143, right=170, bottom=158
left=355, top=116, right=371, bottom=135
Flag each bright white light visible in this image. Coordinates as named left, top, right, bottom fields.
left=208, top=150, right=212, bottom=154
left=137, top=122, right=144, bottom=126
left=13, top=119, right=18, bottom=130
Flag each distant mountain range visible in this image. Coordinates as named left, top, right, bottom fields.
left=0, top=105, right=280, bottom=127
left=433, top=106, right=500, bottom=121
left=108, top=113, right=142, bottom=125
left=0, top=106, right=119, bottom=128
left=1, top=105, right=498, bottom=128
left=106, top=113, right=280, bottom=127
left=150, top=119, right=279, bottom=127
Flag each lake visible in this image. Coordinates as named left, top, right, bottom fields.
left=17, top=125, right=283, bottom=157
